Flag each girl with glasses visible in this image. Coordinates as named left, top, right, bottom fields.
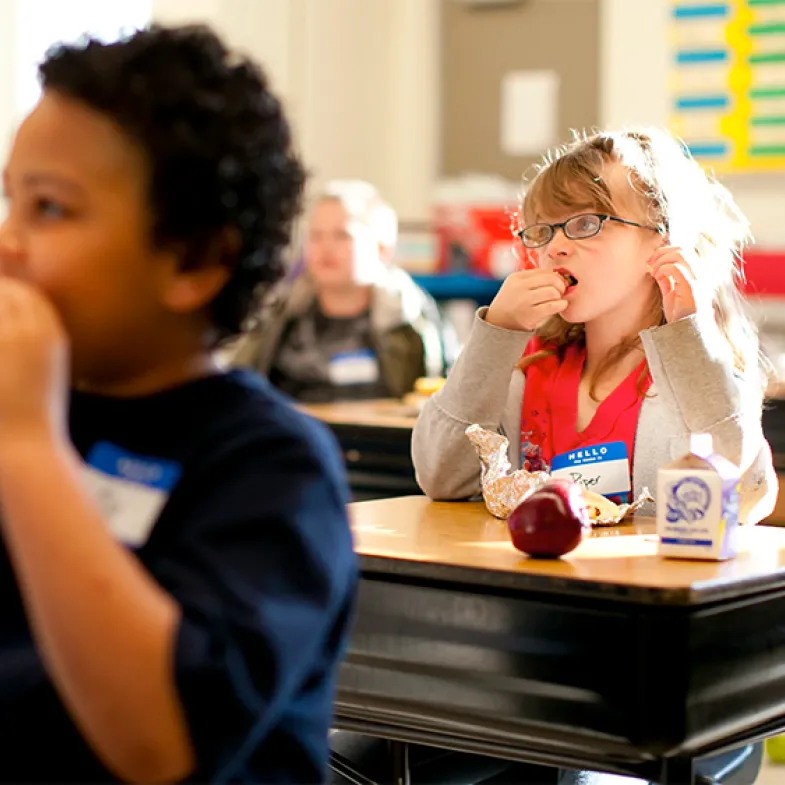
left=413, top=127, right=776, bottom=529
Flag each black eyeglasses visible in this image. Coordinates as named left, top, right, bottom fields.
left=518, top=213, right=659, bottom=249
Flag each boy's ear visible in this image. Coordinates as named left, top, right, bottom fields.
left=161, top=228, right=239, bottom=314
left=163, top=265, right=231, bottom=314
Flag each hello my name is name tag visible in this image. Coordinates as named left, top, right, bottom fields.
left=550, top=441, right=631, bottom=501
left=80, top=442, right=182, bottom=547
left=328, top=349, right=380, bottom=386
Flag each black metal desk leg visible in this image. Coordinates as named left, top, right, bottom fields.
left=389, top=740, right=410, bottom=785
left=659, top=757, right=695, bottom=785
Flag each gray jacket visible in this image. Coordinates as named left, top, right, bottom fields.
left=412, top=308, right=777, bottom=524
left=228, top=266, right=458, bottom=398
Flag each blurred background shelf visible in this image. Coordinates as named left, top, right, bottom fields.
left=411, top=273, right=503, bottom=304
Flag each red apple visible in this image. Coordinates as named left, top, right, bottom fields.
left=508, top=479, right=590, bottom=558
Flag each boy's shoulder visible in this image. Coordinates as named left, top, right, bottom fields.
left=194, top=369, right=348, bottom=486
left=70, top=368, right=351, bottom=518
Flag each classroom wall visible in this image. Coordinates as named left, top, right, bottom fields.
left=600, top=0, right=785, bottom=249
left=154, top=0, right=440, bottom=224
left=0, top=0, right=783, bottom=246
left=441, top=0, right=600, bottom=182
left=0, top=0, right=439, bottom=224
left=0, top=0, right=14, bottom=170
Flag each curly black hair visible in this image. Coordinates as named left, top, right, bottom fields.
left=39, top=24, right=306, bottom=343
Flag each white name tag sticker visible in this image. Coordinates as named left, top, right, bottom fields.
left=80, top=442, right=182, bottom=547
left=550, top=441, right=631, bottom=501
left=328, top=349, right=380, bottom=386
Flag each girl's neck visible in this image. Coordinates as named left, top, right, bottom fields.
left=583, top=290, right=658, bottom=377
left=317, top=284, right=372, bottom=318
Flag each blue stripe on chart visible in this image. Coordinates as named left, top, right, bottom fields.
left=673, top=4, right=729, bottom=19
left=685, top=142, right=729, bottom=157
left=676, top=49, right=728, bottom=64
left=676, top=95, right=730, bottom=109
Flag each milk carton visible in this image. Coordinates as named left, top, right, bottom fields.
left=656, top=434, right=740, bottom=561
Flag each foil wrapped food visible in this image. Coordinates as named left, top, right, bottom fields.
left=464, top=424, right=549, bottom=518
left=465, top=424, right=653, bottom=526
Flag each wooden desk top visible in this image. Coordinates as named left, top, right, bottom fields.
left=350, top=495, right=785, bottom=603
left=299, top=398, right=419, bottom=429
left=300, top=389, right=785, bottom=427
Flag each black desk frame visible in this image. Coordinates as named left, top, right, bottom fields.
left=334, top=556, right=785, bottom=785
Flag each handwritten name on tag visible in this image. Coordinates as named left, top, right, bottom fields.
left=550, top=441, right=631, bottom=501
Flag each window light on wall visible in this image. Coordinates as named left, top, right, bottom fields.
left=14, top=0, right=151, bottom=117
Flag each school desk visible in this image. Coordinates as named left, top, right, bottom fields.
left=335, top=496, right=785, bottom=784
left=299, top=399, right=419, bottom=500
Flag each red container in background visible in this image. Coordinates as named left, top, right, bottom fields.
left=742, top=250, right=785, bottom=297
left=432, top=204, right=534, bottom=278
left=431, top=202, right=785, bottom=295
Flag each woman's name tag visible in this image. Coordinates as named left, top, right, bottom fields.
left=327, top=349, right=380, bottom=386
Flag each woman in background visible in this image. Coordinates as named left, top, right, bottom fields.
left=230, top=179, right=458, bottom=402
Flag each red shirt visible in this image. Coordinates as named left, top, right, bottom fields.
left=519, top=338, right=651, bottom=479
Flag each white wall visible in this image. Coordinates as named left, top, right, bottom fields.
left=293, top=0, right=439, bottom=222
left=2, top=0, right=781, bottom=243
left=0, top=0, right=18, bottom=172
left=0, top=0, right=438, bottom=223
left=600, top=0, right=785, bottom=249
left=153, top=0, right=295, bottom=97
left=153, top=0, right=439, bottom=223
left=0, top=0, right=152, bottom=197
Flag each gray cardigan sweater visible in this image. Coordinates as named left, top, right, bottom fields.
left=411, top=309, right=777, bottom=524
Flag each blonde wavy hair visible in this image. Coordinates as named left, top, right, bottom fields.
left=317, top=179, right=398, bottom=249
left=516, top=128, right=762, bottom=400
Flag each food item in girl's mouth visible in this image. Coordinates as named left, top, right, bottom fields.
left=508, top=479, right=590, bottom=558
left=560, top=271, right=578, bottom=287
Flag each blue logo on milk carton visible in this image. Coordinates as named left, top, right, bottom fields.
left=665, top=476, right=712, bottom=524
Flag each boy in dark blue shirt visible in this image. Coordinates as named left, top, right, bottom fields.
left=0, top=24, right=356, bottom=783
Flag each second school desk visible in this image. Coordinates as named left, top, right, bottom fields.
left=336, top=496, right=785, bottom=785
left=299, top=399, right=419, bottom=500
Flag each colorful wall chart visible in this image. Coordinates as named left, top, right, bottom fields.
left=670, top=0, right=785, bottom=172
